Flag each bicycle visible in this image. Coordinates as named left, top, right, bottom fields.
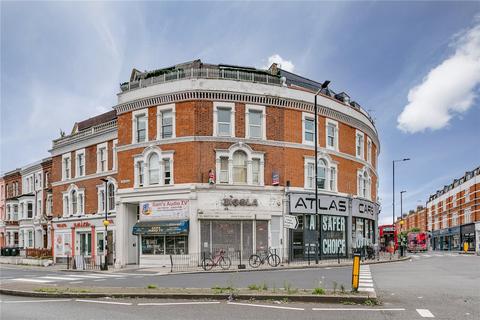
left=248, top=248, right=281, bottom=268
left=201, top=249, right=232, bottom=271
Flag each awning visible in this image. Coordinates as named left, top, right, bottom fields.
left=132, top=220, right=189, bottom=235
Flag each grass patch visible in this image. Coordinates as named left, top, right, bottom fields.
left=211, top=285, right=235, bottom=294
left=341, top=300, right=357, bottom=305
left=364, top=299, right=377, bottom=306
left=312, top=287, right=325, bottom=295
left=248, top=284, right=261, bottom=291
left=34, top=287, right=62, bottom=293
left=147, top=284, right=157, bottom=289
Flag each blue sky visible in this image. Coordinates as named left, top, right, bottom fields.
left=1, top=2, right=479, bottom=225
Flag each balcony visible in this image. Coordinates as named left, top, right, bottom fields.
left=52, top=119, right=117, bottom=149
left=120, top=67, right=282, bottom=93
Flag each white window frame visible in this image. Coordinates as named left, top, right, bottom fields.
left=213, top=102, right=235, bottom=137
left=367, top=137, right=372, bottom=164
left=132, top=108, right=149, bottom=144
left=62, top=153, right=71, bottom=181
left=97, top=179, right=117, bottom=213
left=46, top=194, right=53, bottom=216
left=302, top=112, right=315, bottom=145
left=215, top=144, right=264, bottom=186
left=356, top=130, right=365, bottom=159
left=357, top=167, right=371, bottom=200
left=76, top=149, right=86, bottom=178
left=96, top=142, right=108, bottom=173
left=304, top=155, right=338, bottom=191
left=133, top=147, right=174, bottom=188
left=63, top=185, right=85, bottom=216
left=325, top=118, right=339, bottom=151
left=157, top=104, right=176, bottom=140
left=98, top=188, right=106, bottom=214
left=112, top=139, right=118, bottom=170
left=245, top=104, right=266, bottom=140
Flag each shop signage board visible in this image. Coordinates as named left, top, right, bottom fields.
left=290, top=193, right=348, bottom=216
left=140, top=200, right=189, bottom=220
left=352, top=199, right=379, bottom=219
left=284, top=215, right=299, bottom=229
left=321, top=215, right=346, bottom=256
left=132, top=220, right=189, bottom=235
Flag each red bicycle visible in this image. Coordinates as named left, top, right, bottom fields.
left=201, top=249, right=231, bottom=270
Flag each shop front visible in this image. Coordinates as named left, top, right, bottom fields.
left=460, top=223, right=475, bottom=251
left=196, top=189, right=284, bottom=259
left=475, top=222, right=480, bottom=255
left=52, top=215, right=116, bottom=264
left=132, top=199, right=190, bottom=267
left=288, top=193, right=378, bottom=260
left=432, top=227, right=460, bottom=251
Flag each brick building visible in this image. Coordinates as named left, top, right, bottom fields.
left=427, top=167, right=480, bottom=251
left=3, top=169, right=21, bottom=247
left=113, top=60, right=380, bottom=267
left=0, top=176, right=5, bottom=247
left=49, top=110, right=118, bottom=263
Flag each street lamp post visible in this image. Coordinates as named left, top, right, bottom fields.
left=400, top=190, right=406, bottom=227
left=314, top=80, right=330, bottom=261
left=100, top=178, right=109, bottom=271
left=392, top=159, right=410, bottom=231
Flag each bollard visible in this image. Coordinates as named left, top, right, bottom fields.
left=170, top=254, right=173, bottom=273
left=315, top=244, right=319, bottom=264
left=238, top=250, right=245, bottom=269
left=307, top=245, right=311, bottom=265
left=337, top=245, right=341, bottom=264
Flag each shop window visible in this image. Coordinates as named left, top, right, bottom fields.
left=96, top=232, right=105, bottom=255
left=256, top=221, right=268, bottom=252
left=148, top=153, right=160, bottom=185
left=141, top=235, right=188, bottom=255
left=233, top=151, right=247, bottom=184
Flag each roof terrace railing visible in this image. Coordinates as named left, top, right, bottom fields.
left=52, top=119, right=117, bottom=148
left=120, top=67, right=282, bottom=92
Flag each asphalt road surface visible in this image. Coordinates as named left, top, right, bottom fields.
left=0, top=264, right=352, bottom=290
left=1, top=251, right=479, bottom=319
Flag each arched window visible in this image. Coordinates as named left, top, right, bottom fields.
left=233, top=150, right=247, bottom=183
left=71, top=190, right=77, bottom=215
left=108, top=183, right=115, bottom=211
left=317, top=159, right=327, bottom=189
left=148, top=153, right=160, bottom=185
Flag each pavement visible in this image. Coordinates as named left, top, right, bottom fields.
left=1, top=251, right=478, bottom=319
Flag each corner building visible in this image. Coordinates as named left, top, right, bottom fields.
left=114, top=60, right=380, bottom=267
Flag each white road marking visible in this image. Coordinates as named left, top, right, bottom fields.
left=417, top=309, right=435, bottom=318
left=64, top=275, right=103, bottom=279
left=358, top=287, right=375, bottom=292
left=11, top=278, right=53, bottom=283
left=418, top=296, right=423, bottom=299
left=69, top=281, right=83, bottom=284
left=358, top=283, right=374, bottom=287
left=312, top=308, right=405, bottom=311
left=227, top=302, right=304, bottom=311
left=139, top=302, right=221, bottom=306
left=93, top=279, right=106, bottom=282
left=41, top=276, right=83, bottom=281
left=76, top=299, right=132, bottom=306
left=88, top=274, right=125, bottom=278
left=3, top=299, right=72, bottom=304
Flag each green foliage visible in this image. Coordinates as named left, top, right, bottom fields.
left=248, top=284, right=260, bottom=291
left=312, top=287, right=325, bottom=295
left=364, top=299, right=377, bottom=306
left=410, top=227, right=421, bottom=232
left=147, top=284, right=157, bottom=289
left=332, top=281, right=338, bottom=294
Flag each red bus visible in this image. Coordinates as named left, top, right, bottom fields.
left=379, top=224, right=398, bottom=252
left=407, top=232, right=427, bottom=252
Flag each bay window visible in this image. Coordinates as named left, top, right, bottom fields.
left=215, top=144, right=264, bottom=186
left=148, top=153, right=160, bottom=185
left=233, top=151, right=247, bottom=184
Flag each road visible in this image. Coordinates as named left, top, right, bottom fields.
left=0, top=251, right=479, bottom=319
left=0, top=264, right=352, bottom=290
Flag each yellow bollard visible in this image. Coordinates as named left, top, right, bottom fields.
left=463, top=242, right=468, bottom=253
left=352, top=254, right=361, bottom=291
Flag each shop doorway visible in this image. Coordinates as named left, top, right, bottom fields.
left=78, top=232, right=91, bottom=256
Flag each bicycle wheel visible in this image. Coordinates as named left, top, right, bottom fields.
left=267, top=254, right=281, bottom=267
left=248, top=255, right=261, bottom=268
left=202, top=258, right=214, bottom=271
left=219, top=256, right=231, bottom=270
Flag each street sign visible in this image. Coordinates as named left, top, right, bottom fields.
left=284, top=215, right=299, bottom=229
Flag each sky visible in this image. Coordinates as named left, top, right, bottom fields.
left=1, top=1, right=479, bottom=225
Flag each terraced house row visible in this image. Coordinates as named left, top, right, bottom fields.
left=0, top=60, right=380, bottom=267
left=396, top=166, right=480, bottom=252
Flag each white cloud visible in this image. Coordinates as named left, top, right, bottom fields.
left=397, top=23, right=480, bottom=133
left=263, top=54, right=295, bottom=72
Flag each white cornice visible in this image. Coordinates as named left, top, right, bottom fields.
left=114, top=79, right=380, bottom=151
left=52, top=170, right=118, bottom=187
